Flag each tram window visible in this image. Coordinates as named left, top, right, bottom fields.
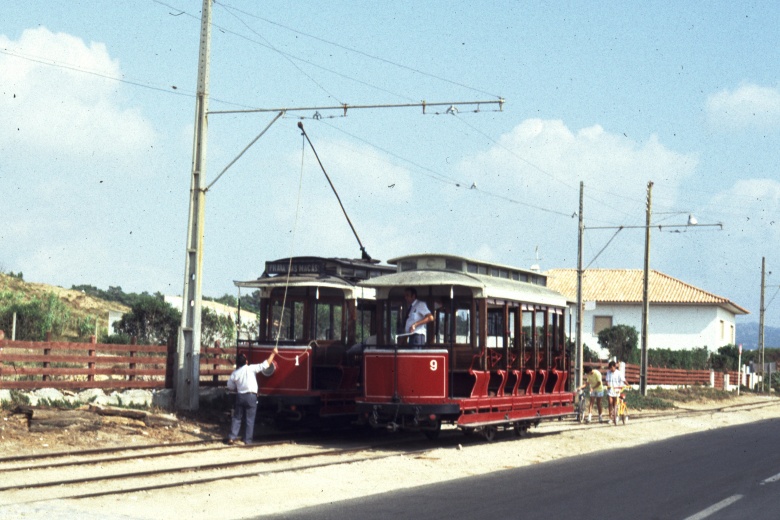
left=455, top=308, right=471, bottom=344
left=386, top=304, right=404, bottom=340
left=508, top=311, right=516, bottom=346
left=487, top=309, right=503, bottom=348
left=522, top=310, right=534, bottom=350
left=431, top=300, right=471, bottom=345
left=355, top=308, right=374, bottom=343
left=315, top=302, right=343, bottom=341
left=535, top=310, right=547, bottom=352
left=467, top=263, right=478, bottom=274
left=399, top=260, right=416, bottom=272
left=271, top=300, right=304, bottom=341
left=446, top=259, right=463, bottom=271
left=435, top=307, right=449, bottom=343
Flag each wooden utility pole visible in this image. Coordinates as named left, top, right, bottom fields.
left=575, top=181, right=584, bottom=390
left=175, top=0, right=212, bottom=411
left=640, top=181, right=653, bottom=396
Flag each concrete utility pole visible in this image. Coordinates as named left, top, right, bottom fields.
left=640, top=181, right=653, bottom=397
left=759, top=257, right=766, bottom=392
left=575, top=181, right=584, bottom=390
left=175, top=0, right=212, bottom=411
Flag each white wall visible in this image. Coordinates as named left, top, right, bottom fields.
left=574, top=303, right=736, bottom=354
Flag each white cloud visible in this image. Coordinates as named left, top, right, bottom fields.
left=709, top=178, right=780, bottom=232
left=706, top=83, right=780, bottom=129
left=457, top=119, right=698, bottom=223
left=0, top=27, right=156, bottom=162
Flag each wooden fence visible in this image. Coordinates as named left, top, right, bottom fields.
left=0, top=335, right=234, bottom=391
left=586, top=361, right=739, bottom=390
left=1, top=334, right=741, bottom=392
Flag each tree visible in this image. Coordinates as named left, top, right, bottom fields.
left=201, top=307, right=236, bottom=348
left=597, top=324, right=638, bottom=363
left=239, top=290, right=262, bottom=314
left=709, top=344, right=739, bottom=372
left=114, top=295, right=181, bottom=345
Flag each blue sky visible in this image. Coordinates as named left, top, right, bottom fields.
left=2, top=1, right=780, bottom=329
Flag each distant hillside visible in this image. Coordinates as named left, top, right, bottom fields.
left=0, top=273, right=130, bottom=340
left=736, top=322, right=780, bottom=350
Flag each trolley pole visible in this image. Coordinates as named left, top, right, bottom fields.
left=640, top=181, right=653, bottom=397
left=175, top=0, right=213, bottom=411
left=575, top=181, right=584, bottom=390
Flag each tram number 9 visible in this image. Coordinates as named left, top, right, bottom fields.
left=430, top=359, right=438, bottom=371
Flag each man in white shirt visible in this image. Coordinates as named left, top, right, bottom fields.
left=226, top=347, right=277, bottom=445
left=404, top=287, right=433, bottom=348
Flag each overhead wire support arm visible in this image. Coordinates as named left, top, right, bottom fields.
left=205, top=110, right=285, bottom=192
left=208, top=98, right=505, bottom=116
left=297, top=121, right=372, bottom=261
left=585, top=223, right=723, bottom=231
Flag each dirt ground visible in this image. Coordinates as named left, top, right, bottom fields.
left=1, top=394, right=779, bottom=519
left=0, top=406, right=227, bottom=453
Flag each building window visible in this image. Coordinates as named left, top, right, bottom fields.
left=720, top=320, right=725, bottom=340
left=593, top=316, right=613, bottom=334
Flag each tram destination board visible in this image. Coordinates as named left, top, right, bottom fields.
left=266, top=260, right=323, bottom=275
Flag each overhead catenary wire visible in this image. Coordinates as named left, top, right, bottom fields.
left=218, top=1, right=503, bottom=100
left=318, top=118, right=574, bottom=218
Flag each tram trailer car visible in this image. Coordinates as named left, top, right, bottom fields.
left=355, top=254, right=575, bottom=441
left=235, top=256, right=394, bottom=427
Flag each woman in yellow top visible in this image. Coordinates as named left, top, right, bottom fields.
left=576, top=366, right=604, bottom=423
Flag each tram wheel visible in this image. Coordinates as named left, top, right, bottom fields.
left=514, top=423, right=528, bottom=437
left=423, top=420, right=442, bottom=440
left=483, top=426, right=497, bottom=442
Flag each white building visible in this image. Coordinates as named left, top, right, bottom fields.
left=545, top=269, right=749, bottom=353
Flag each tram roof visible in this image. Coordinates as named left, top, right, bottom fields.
left=361, top=254, right=567, bottom=306
left=233, top=256, right=390, bottom=299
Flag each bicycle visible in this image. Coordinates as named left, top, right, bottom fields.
left=607, top=385, right=630, bottom=425
left=616, top=387, right=629, bottom=425
left=575, top=389, right=588, bottom=423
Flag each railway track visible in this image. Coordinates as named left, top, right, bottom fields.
left=1, top=399, right=776, bottom=504
left=0, top=433, right=436, bottom=502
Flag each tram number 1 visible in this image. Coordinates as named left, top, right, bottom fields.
left=430, top=359, right=438, bottom=371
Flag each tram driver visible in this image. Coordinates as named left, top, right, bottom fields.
left=403, top=287, right=434, bottom=348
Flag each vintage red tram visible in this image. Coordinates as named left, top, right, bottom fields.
left=235, top=256, right=394, bottom=426
left=355, top=254, right=575, bottom=440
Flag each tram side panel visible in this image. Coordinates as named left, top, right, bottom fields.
left=359, top=348, right=576, bottom=433
left=241, top=346, right=311, bottom=394
left=363, top=349, right=449, bottom=402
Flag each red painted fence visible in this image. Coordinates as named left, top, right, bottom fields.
left=585, top=361, right=739, bottom=390
left=0, top=336, right=234, bottom=390
left=1, top=334, right=739, bottom=392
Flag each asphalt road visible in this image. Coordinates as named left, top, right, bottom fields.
left=264, top=418, right=780, bottom=520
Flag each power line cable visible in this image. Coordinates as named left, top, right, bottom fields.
left=217, top=1, right=502, bottom=100
left=215, top=3, right=344, bottom=105
left=317, top=119, right=574, bottom=218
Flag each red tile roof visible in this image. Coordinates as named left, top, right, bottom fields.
left=545, top=269, right=749, bottom=315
